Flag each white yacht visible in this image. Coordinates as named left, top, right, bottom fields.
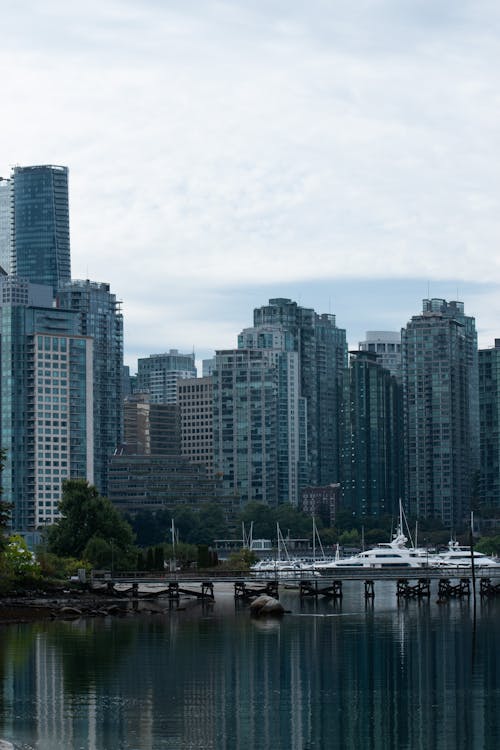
left=435, top=541, right=500, bottom=569
left=313, top=531, right=436, bottom=571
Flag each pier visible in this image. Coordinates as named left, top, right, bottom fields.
left=90, top=567, right=500, bottom=603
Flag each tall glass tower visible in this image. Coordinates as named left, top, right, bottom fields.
left=402, top=299, right=478, bottom=526
left=137, top=350, right=196, bottom=403
left=12, top=165, right=71, bottom=294
left=0, top=277, right=93, bottom=531
left=342, top=350, right=403, bottom=517
left=57, top=280, right=124, bottom=498
left=253, top=298, right=347, bottom=487
left=0, top=177, right=13, bottom=274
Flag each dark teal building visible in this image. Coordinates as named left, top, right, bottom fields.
left=253, top=298, right=347, bottom=487
left=478, top=339, right=500, bottom=509
left=342, top=350, right=403, bottom=517
left=57, top=279, right=124, bottom=498
left=402, top=299, right=478, bottom=526
left=0, top=277, right=93, bottom=531
left=12, top=165, right=71, bottom=295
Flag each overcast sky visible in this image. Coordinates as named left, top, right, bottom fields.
left=2, top=0, right=500, bottom=370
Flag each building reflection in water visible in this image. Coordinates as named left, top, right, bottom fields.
left=0, top=591, right=499, bottom=749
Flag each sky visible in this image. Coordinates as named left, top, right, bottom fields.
left=2, top=0, right=500, bottom=370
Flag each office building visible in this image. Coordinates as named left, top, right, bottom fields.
left=342, top=350, right=403, bottom=517
left=213, top=328, right=306, bottom=508
left=253, top=298, right=347, bottom=486
left=137, top=350, right=196, bottom=403
left=57, top=279, right=123, bottom=497
left=358, top=331, right=402, bottom=380
left=177, top=376, right=213, bottom=474
left=402, top=299, right=478, bottom=526
left=0, top=276, right=93, bottom=531
left=10, top=165, right=71, bottom=294
left=301, top=484, right=340, bottom=526
left=479, top=340, right=500, bottom=509
left=123, top=393, right=180, bottom=455
left=0, top=177, right=13, bottom=274
left=107, top=453, right=217, bottom=515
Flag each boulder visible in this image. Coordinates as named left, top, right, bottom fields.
left=249, top=595, right=284, bottom=616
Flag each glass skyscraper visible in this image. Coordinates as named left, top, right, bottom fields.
left=57, top=280, right=124, bottom=498
left=11, top=165, right=71, bottom=294
left=213, top=341, right=305, bottom=508
left=137, top=350, right=196, bottom=404
left=0, top=277, right=93, bottom=531
left=0, top=177, right=13, bottom=274
left=478, top=339, right=500, bottom=510
left=342, top=350, right=403, bottom=517
left=253, top=298, right=347, bottom=487
left=402, top=299, right=478, bottom=526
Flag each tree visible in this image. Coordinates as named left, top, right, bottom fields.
left=0, top=448, right=12, bottom=553
left=191, top=503, right=228, bottom=545
left=47, top=479, right=136, bottom=569
left=4, top=535, right=40, bottom=575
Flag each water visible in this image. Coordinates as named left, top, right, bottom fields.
left=0, top=582, right=499, bottom=749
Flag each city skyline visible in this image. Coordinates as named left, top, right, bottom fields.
left=3, top=2, right=500, bottom=367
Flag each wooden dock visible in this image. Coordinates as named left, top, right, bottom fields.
left=89, top=567, right=500, bottom=603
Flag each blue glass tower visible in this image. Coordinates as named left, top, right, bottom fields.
left=0, top=277, right=93, bottom=531
left=12, top=165, right=71, bottom=294
left=57, top=280, right=124, bottom=498
left=402, top=299, right=478, bottom=526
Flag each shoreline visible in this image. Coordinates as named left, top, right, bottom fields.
left=0, top=587, right=164, bottom=625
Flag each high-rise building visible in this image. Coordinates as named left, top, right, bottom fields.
left=478, top=339, right=500, bottom=510
left=402, top=299, right=478, bottom=526
left=11, top=165, right=71, bottom=294
left=109, top=392, right=218, bottom=513
left=253, top=298, right=347, bottom=486
left=0, top=177, right=13, bottom=274
left=358, top=331, right=402, bottom=380
left=177, top=376, right=213, bottom=474
left=137, top=350, right=196, bottom=403
left=213, top=339, right=306, bottom=508
left=57, top=280, right=123, bottom=497
left=342, top=350, right=403, bottom=517
left=0, top=276, right=93, bottom=531
left=123, top=393, right=180, bottom=455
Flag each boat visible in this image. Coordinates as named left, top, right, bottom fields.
left=250, top=523, right=320, bottom=578
left=312, top=530, right=432, bottom=570
left=434, top=540, right=500, bottom=569
left=313, top=502, right=439, bottom=571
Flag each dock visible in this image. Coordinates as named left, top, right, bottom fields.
left=90, top=567, right=500, bottom=603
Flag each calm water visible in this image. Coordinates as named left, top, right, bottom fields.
left=0, top=582, right=499, bottom=749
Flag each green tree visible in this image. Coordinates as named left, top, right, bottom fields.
left=192, top=503, right=228, bottom=544
left=172, top=506, right=200, bottom=543
left=225, top=548, right=257, bottom=570
left=476, top=535, right=500, bottom=556
left=237, top=502, right=275, bottom=539
left=4, top=535, right=41, bottom=575
left=47, top=479, right=136, bottom=569
left=0, top=448, right=12, bottom=553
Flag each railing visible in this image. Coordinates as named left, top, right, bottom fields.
left=90, top=566, right=500, bottom=584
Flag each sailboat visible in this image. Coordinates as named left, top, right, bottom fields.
left=250, top=523, right=320, bottom=577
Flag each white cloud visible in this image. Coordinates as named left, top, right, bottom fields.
left=2, top=1, right=500, bottom=364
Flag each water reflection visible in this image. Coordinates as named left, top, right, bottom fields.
left=0, top=588, right=499, bottom=749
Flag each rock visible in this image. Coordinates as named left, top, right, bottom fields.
left=259, top=598, right=285, bottom=615
left=249, top=595, right=273, bottom=611
left=0, top=739, right=15, bottom=749
left=249, top=595, right=284, bottom=616
left=59, top=606, right=82, bottom=617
